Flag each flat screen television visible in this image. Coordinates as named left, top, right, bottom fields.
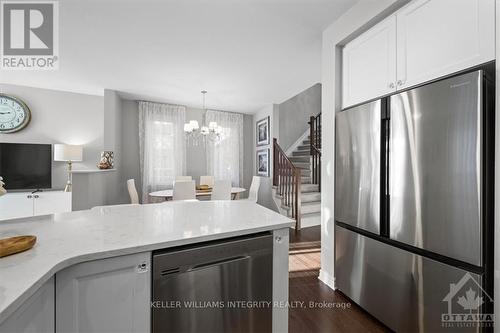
left=0, top=143, right=52, bottom=190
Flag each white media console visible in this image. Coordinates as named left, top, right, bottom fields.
left=0, top=190, right=72, bottom=221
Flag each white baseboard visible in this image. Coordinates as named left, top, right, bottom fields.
left=318, top=269, right=335, bottom=290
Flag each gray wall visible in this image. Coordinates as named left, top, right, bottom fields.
left=73, top=89, right=128, bottom=211
left=242, top=113, right=253, bottom=197
left=278, top=83, right=321, bottom=151
left=103, top=89, right=127, bottom=205
left=121, top=99, right=142, bottom=200
left=120, top=101, right=254, bottom=201
left=0, top=84, right=104, bottom=190
left=253, top=104, right=279, bottom=211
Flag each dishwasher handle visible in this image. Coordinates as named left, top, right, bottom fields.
left=189, top=255, right=250, bottom=271
left=159, top=255, right=250, bottom=277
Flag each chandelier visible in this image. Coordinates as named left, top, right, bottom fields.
left=184, top=90, right=222, bottom=145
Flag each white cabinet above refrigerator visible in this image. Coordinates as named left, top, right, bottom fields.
left=341, top=0, right=495, bottom=108
left=342, top=16, right=397, bottom=108
left=396, top=0, right=495, bottom=90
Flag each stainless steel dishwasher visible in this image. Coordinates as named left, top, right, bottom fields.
left=152, top=233, right=273, bottom=333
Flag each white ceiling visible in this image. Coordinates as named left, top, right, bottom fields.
left=0, top=0, right=357, bottom=113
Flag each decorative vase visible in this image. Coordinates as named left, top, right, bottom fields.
left=97, top=151, right=114, bottom=169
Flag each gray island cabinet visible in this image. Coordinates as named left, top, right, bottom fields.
left=55, top=252, right=151, bottom=333
left=0, top=252, right=152, bottom=333
left=0, top=277, right=55, bottom=333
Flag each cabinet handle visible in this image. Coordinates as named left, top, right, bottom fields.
left=34, top=195, right=39, bottom=199
left=388, top=82, right=395, bottom=89
left=27, top=195, right=32, bottom=199
left=397, top=80, right=404, bottom=86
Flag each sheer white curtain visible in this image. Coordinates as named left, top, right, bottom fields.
left=206, top=110, right=243, bottom=186
left=139, top=101, right=186, bottom=202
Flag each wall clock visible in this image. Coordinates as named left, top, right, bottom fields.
left=0, top=94, right=31, bottom=133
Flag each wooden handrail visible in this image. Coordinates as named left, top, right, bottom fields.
left=310, top=144, right=321, bottom=155
left=309, top=113, right=321, bottom=191
left=273, top=138, right=301, bottom=230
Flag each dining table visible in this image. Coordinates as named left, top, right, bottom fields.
left=149, top=187, right=247, bottom=200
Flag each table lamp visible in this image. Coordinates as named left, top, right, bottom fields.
left=54, top=144, right=83, bottom=192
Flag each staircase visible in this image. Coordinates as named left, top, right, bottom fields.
left=272, top=114, right=321, bottom=229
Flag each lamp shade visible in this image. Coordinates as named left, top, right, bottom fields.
left=54, top=144, right=83, bottom=162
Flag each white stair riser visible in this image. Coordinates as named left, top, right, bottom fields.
left=293, top=151, right=309, bottom=156
left=301, top=192, right=321, bottom=202
left=297, top=214, right=321, bottom=228
left=289, top=157, right=310, bottom=163
left=301, top=177, right=311, bottom=184
left=294, top=163, right=311, bottom=170
left=301, top=203, right=321, bottom=214
left=301, top=184, right=319, bottom=193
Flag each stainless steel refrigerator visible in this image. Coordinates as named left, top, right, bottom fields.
left=335, top=69, right=494, bottom=332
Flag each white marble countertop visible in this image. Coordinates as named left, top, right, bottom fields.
left=0, top=201, right=294, bottom=324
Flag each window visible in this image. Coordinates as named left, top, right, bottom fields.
left=139, top=102, right=186, bottom=202
left=206, top=110, right=243, bottom=186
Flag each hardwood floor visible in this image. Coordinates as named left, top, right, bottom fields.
left=288, top=226, right=389, bottom=333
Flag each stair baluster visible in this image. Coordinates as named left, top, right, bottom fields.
left=273, top=138, right=302, bottom=229
left=309, top=113, right=321, bottom=191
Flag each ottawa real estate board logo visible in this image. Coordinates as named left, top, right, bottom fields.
left=442, top=273, right=494, bottom=329
left=0, top=0, right=59, bottom=70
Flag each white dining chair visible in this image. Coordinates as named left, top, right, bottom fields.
left=211, top=180, right=232, bottom=200
left=243, top=176, right=261, bottom=203
left=199, top=175, right=214, bottom=187
left=173, top=180, right=196, bottom=200
left=175, top=176, right=192, bottom=182
left=127, top=179, right=140, bottom=204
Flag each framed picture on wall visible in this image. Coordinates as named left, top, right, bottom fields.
left=256, top=148, right=270, bottom=177
left=256, top=116, right=270, bottom=146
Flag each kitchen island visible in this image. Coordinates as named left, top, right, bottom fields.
left=0, top=201, right=294, bottom=332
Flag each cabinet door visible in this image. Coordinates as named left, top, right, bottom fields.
left=396, top=0, right=495, bottom=89
left=56, top=252, right=151, bottom=333
left=33, top=191, right=72, bottom=216
left=0, top=192, right=34, bottom=220
left=0, top=277, right=55, bottom=333
left=342, top=15, right=397, bottom=108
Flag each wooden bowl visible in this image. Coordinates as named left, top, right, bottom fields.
left=0, top=235, right=37, bottom=258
